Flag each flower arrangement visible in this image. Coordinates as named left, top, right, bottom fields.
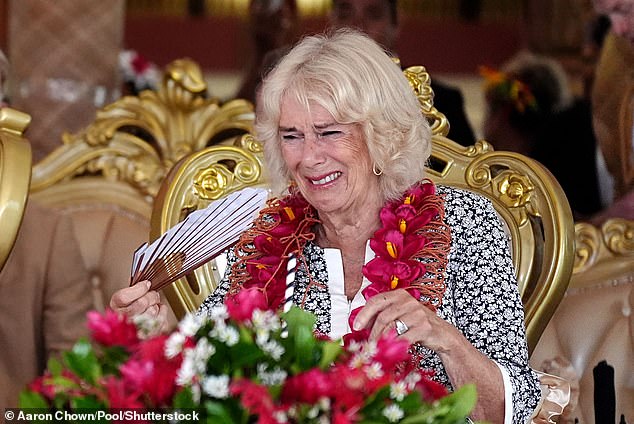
left=119, top=49, right=161, bottom=95
left=21, top=289, right=476, bottom=423
left=480, top=65, right=538, bottom=114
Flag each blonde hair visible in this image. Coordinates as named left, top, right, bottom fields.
left=255, top=28, right=431, bottom=201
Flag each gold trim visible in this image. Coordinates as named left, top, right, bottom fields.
left=572, top=218, right=634, bottom=289
left=31, top=58, right=255, bottom=201
left=403, top=65, right=450, bottom=137
left=151, top=135, right=266, bottom=318
left=0, top=108, right=32, bottom=271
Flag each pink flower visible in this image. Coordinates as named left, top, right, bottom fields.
left=281, top=369, right=334, bottom=404
left=87, top=309, right=139, bottom=349
left=226, top=288, right=269, bottom=322
left=28, top=372, right=57, bottom=400
left=230, top=379, right=275, bottom=417
left=131, top=54, right=151, bottom=74
left=102, top=376, right=144, bottom=409
left=254, top=234, right=286, bottom=256
left=415, top=370, right=449, bottom=401
left=245, top=255, right=284, bottom=285
left=373, top=333, right=411, bottom=370
left=119, top=335, right=181, bottom=406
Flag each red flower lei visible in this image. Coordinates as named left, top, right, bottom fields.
left=229, top=180, right=451, bottom=317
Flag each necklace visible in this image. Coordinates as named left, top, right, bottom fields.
left=228, top=181, right=450, bottom=313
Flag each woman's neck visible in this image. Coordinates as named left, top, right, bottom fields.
left=315, top=194, right=384, bottom=250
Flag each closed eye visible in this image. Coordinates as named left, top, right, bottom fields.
left=281, top=133, right=303, bottom=141
left=319, top=130, right=342, bottom=138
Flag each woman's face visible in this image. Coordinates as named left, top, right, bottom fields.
left=278, top=96, right=379, bottom=215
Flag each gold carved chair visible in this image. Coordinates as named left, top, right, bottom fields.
left=151, top=65, right=576, bottom=355
left=29, top=58, right=255, bottom=312
left=531, top=218, right=634, bottom=422
left=0, top=108, right=32, bottom=272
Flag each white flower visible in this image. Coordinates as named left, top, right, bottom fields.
left=346, top=340, right=363, bottom=353
left=390, top=381, right=408, bottom=401
left=202, top=375, right=230, bottom=399
left=252, top=309, right=281, bottom=332
left=192, top=337, right=216, bottom=371
left=164, top=331, right=186, bottom=358
left=255, top=329, right=271, bottom=346
left=350, top=351, right=372, bottom=368
left=176, top=350, right=197, bottom=386
left=362, top=340, right=378, bottom=357
left=133, top=313, right=162, bottom=339
left=382, top=404, right=404, bottom=422
left=258, top=339, right=285, bottom=360
left=191, top=383, right=201, bottom=404
left=257, top=363, right=287, bottom=386
left=365, top=362, right=384, bottom=380
left=208, top=305, right=229, bottom=323
left=178, top=313, right=204, bottom=337
left=273, top=410, right=288, bottom=423
left=403, top=371, right=422, bottom=390
left=211, top=324, right=240, bottom=346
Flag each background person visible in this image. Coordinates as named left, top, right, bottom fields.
left=236, top=0, right=299, bottom=104
left=112, top=29, right=541, bottom=423
left=329, top=0, right=477, bottom=146
left=589, top=0, right=634, bottom=223
left=0, top=49, right=92, bottom=409
left=481, top=51, right=603, bottom=219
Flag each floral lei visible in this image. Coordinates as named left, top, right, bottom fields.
left=228, top=180, right=451, bottom=323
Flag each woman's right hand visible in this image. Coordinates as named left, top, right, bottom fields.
left=109, top=281, right=169, bottom=332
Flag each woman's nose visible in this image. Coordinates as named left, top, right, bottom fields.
left=301, top=134, right=326, bottom=165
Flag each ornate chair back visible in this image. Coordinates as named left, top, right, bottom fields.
left=0, top=108, right=32, bottom=272
left=404, top=66, right=575, bottom=354
left=531, top=218, right=634, bottom=422
left=29, top=58, right=255, bottom=311
left=151, top=65, right=576, bottom=360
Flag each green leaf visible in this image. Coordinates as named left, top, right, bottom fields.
left=173, top=388, right=197, bottom=409
left=19, top=390, right=49, bottom=409
left=46, top=356, right=63, bottom=376
left=70, top=395, right=105, bottom=410
left=438, top=384, right=477, bottom=421
left=204, top=402, right=237, bottom=424
left=283, top=308, right=317, bottom=369
left=229, top=342, right=266, bottom=370
left=100, top=345, right=130, bottom=372
left=204, top=399, right=247, bottom=424
left=318, top=340, right=343, bottom=369
left=401, top=384, right=477, bottom=424
left=63, top=339, right=102, bottom=385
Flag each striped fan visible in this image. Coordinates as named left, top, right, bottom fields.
left=130, top=187, right=269, bottom=291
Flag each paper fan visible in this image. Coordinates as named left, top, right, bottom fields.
left=130, top=187, right=269, bottom=291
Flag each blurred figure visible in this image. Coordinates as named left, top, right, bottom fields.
left=0, top=50, right=92, bottom=409
left=329, top=0, right=477, bottom=146
left=0, top=203, right=92, bottom=409
left=589, top=0, right=634, bottom=223
left=593, top=0, right=634, bottom=44
left=0, top=50, right=8, bottom=107
left=236, top=0, right=299, bottom=104
left=481, top=52, right=603, bottom=219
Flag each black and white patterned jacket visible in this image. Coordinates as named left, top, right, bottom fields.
left=199, top=185, right=541, bottom=422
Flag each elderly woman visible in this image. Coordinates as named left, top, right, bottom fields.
left=111, top=29, right=541, bottom=422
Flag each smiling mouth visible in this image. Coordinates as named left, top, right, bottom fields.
left=309, top=172, right=342, bottom=186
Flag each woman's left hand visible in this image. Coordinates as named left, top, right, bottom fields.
left=352, top=289, right=460, bottom=353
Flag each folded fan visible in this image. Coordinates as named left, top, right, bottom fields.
left=130, top=187, right=269, bottom=291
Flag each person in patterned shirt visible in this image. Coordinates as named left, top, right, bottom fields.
left=111, top=29, right=541, bottom=423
